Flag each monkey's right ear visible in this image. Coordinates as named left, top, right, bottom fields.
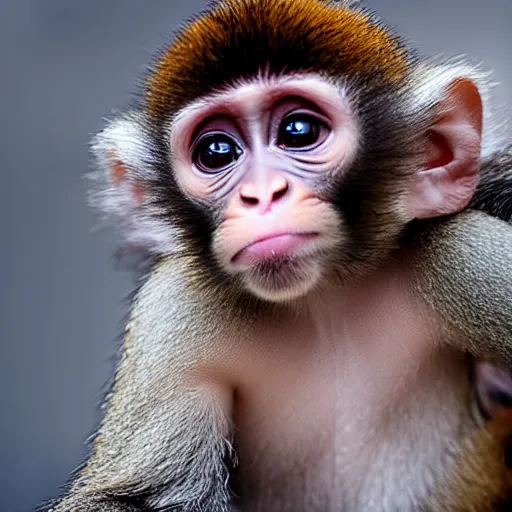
left=407, top=74, right=483, bottom=220
left=89, top=112, right=177, bottom=253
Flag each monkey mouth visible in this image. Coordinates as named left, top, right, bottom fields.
left=232, top=232, right=319, bottom=267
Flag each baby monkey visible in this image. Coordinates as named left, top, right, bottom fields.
left=48, top=0, right=512, bottom=511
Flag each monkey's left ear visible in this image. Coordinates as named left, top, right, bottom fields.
left=407, top=78, right=483, bottom=219
left=89, top=112, right=178, bottom=254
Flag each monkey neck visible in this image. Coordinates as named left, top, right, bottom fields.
left=304, top=258, right=447, bottom=398
left=234, top=255, right=448, bottom=382
left=272, top=254, right=437, bottom=350
left=236, top=255, right=468, bottom=435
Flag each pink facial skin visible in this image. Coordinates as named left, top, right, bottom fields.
left=170, top=76, right=357, bottom=300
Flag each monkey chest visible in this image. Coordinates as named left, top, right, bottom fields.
left=232, top=337, right=471, bottom=511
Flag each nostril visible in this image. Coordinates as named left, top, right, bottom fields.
left=239, top=180, right=288, bottom=208
left=241, top=195, right=259, bottom=206
left=272, top=184, right=288, bottom=203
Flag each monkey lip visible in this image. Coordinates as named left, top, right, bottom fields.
left=232, top=232, right=319, bottom=265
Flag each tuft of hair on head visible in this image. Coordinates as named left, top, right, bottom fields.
left=145, top=0, right=412, bottom=121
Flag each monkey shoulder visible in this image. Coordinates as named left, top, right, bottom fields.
left=124, top=255, right=254, bottom=387
left=472, top=145, right=512, bottom=223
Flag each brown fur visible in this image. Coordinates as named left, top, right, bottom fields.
left=428, top=411, right=512, bottom=511
left=146, top=0, right=411, bottom=119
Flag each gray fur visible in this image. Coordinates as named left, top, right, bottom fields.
left=409, top=147, right=512, bottom=364
left=47, top=256, right=250, bottom=511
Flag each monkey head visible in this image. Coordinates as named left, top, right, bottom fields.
left=91, top=0, right=484, bottom=302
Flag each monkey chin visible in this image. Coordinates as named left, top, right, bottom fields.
left=241, top=256, right=323, bottom=303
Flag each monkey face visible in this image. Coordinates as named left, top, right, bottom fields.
left=169, top=76, right=359, bottom=301
left=90, top=0, right=483, bottom=307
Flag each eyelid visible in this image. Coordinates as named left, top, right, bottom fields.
left=280, top=108, right=331, bottom=128
left=189, top=112, right=245, bottom=151
left=192, top=130, right=240, bottom=152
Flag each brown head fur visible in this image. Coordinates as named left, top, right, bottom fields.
left=146, top=0, right=411, bottom=120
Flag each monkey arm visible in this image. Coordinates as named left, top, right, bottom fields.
left=470, top=145, right=512, bottom=224
left=409, top=210, right=512, bottom=365
left=410, top=147, right=512, bottom=363
left=49, top=257, right=237, bottom=512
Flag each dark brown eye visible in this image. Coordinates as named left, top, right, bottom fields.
left=277, top=114, right=325, bottom=150
left=193, top=133, right=243, bottom=173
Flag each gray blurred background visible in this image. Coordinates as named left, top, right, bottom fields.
left=0, top=1, right=510, bottom=511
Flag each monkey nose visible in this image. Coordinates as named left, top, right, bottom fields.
left=239, top=177, right=289, bottom=213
